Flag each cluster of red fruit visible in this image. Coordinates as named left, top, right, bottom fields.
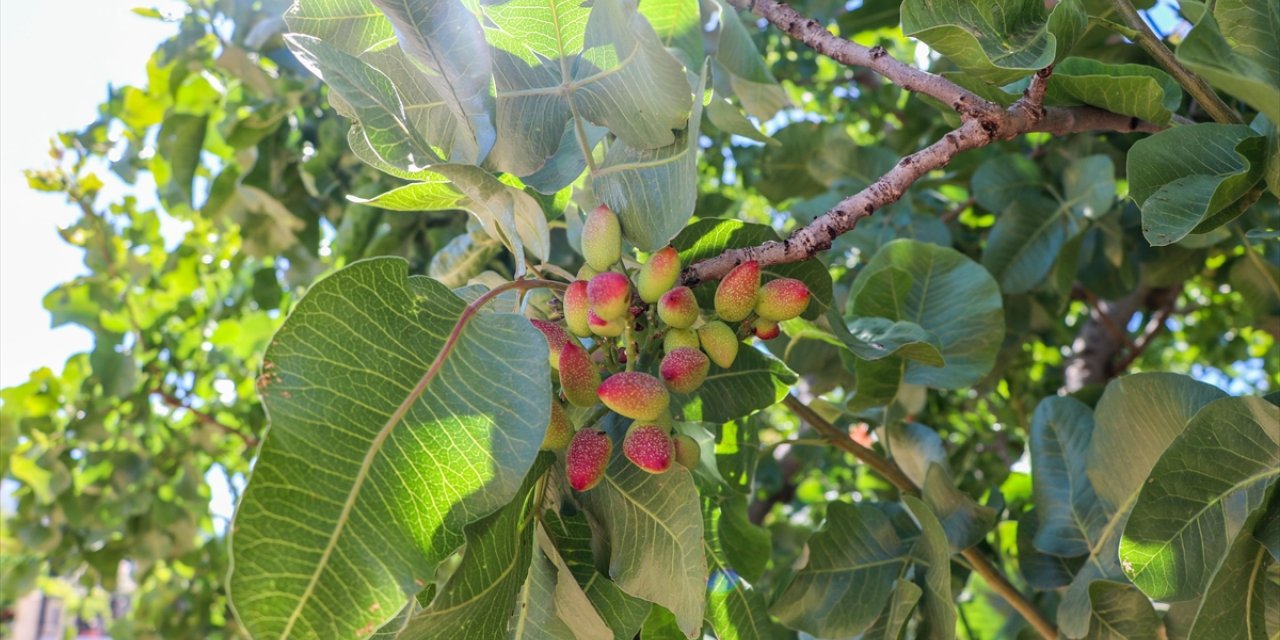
left=531, top=205, right=811, bottom=491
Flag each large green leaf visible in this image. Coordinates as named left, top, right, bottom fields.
left=1187, top=520, right=1279, bottom=640
left=579, top=453, right=707, bottom=637
left=1127, top=124, right=1266, bottom=246
left=769, top=502, right=910, bottom=637
left=982, top=194, right=1085, bottom=294
left=1047, top=58, right=1182, bottom=126
left=670, top=218, right=834, bottom=320
left=1055, top=374, right=1226, bottom=638
left=714, top=494, right=771, bottom=584
left=505, top=524, right=613, bottom=640
left=285, top=0, right=395, bottom=55
left=830, top=311, right=945, bottom=367
left=1177, top=0, right=1280, bottom=124
left=641, top=0, right=703, bottom=66
left=592, top=68, right=705, bottom=251
left=971, top=155, right=1042, bottom=215
left=1120, top=396, right=1280, bottom=600
left=848, top=239, right=1005, bottom=390
left=1030, top=396, right=1107, bottom=558
left=542, top=512, right=652, bottom=640
left=904, top=495, right=957, bottom=640
left=228, top=259, right=551, bottom=639
left=883, top=422, right=996, bottom=552
left=715, top=0, right=788, bottom=121
left=1084, top=581, right=1159, bottom=640
left=371, top=0, right=497, bottom=165
left=901, top=0, right=1084, bottom=85
left=862, top=580, right=922, bottom=640
left=400, top=455, right=551, bottom=639
left=479, top=0, right=692, bottom=174
left=674, top=346, right=796, bottom=424
left=703, top=499, right=790, bottom=640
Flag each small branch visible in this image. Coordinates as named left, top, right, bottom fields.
left=153, top=390, right=260, bottom=448
left=1111, top=286, right=1181, bottom=373
left=782, top=395, right=1058, bottom=640
left=724, top=0, right=1002, bottom=121
left=1112, top=0, right=1241, bottom=124
left=1074, top=285, right=1136, bottom=351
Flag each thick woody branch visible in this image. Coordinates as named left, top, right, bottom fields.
left=682, top=104, right=1158, bottom=285
left=682, top=4, right=1163, bottom=286
left=724, top=0, right=1002, bottom=120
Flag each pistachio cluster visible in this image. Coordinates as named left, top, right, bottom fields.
left=533, top=205, right=810, bottom=491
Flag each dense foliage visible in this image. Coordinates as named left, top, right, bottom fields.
left=2, top=0, right=1277, bottom=639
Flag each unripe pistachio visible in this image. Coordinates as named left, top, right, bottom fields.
left=636, top=247, right=681, bottom=303
left=752, top=318, right=781, bottom=340
left=530, top=319, right=572, bottom=369
left=563, top=280, right=591, bottom=337
left=663, top=328, right=700, bottom=353
left=576, top=263, right=599, bottom=281
left=566, top=429, right=611, bottom=491
left=623, top=423, right=674, bottom=474
left=587, top=271, right=630, bottom=321
left=714, top=260, right=761, bottom=322
left=581, top=204, right=621, bottom=272
left=755, top=278, right=810, bottom=321
left=558, top=341, right=601, bottom=407
left=698, top=320, right=739, bottom=369
left=659, top=347, right=710, bottom=394
left=588, top=310, right=625, bottom=338
left=541, top=400, right=574, bottom=451
left=672, top=433, right=700, bottom=470
left=597, top=371, right=669, bottom=421
left=657, top=286, right=699, bottom=329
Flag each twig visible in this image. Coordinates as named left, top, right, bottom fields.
left=1112, top=0, right=1240, bottom=124
left=782, top=394, right=1058, bottom=640
left=153, top=390, right=260, bottom=448
left=1111, top=286, right=1182, bottom=373
left=1073, top=285, right=1136, bottom=350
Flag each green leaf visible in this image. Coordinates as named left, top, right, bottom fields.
left=1030, top=396, right=1107, bottom=558
left=592, top=66, right=705, bottom=251
left=1127, top=123, right=1266, bottom=246
left=903, top=495, right=957, bottom=640
left=901, top=0, right=1084, bottom=85
left=285, top=0, right=395, bottom=56
left=428, top=232, right=503, bottom=289
left=155, top=114, right=207, bottom=210
left=346, top=176, right=466, bottom=211
left=1084, top=581, right=1160, bottom=640
left=832, top=312, right=946, bottom=367
left=579, top=453, right=707, bottom=637
left=972, top=155, right=1043, bottom=215
left=1062, top=154, right=1116, bottom=219
left=543, top=512, right=652, bottom=640
left=706, top=95, right=779, bottom=146
left=399, top=455, right=551, bottom=639
left=703, top=499, right=790, bottom=640
left=1187, top=520, right=1278, bottom=640
left=1177, top=0, right=1280, bottom=124
left=506, top=524, right=614, bottom=640
left=670, top=218, right=834, bottom=320
left=982, top=194, right=1085, bottom=294
left=640, top=0, right=704, bottom=65
left=228, top=258, right=552, bottom=639
left=715, top=1, right=788, bottom=121
left=1047, top=58, right=1182, bottom=126
left=285, top=34, right=437, bottom=169
left=769, top=502, right=910, bottom=637
left=715, top=495, right=771, bottom=584
left=862, top=579, right=922, bottom=640
left=837, top=0, right=903, bottom=37
left=482, top=0, right=692, bottom=171
left=1120, top=396, right=1280, bottom=600
left=675, top=346, right=796, bottom=424
left=922, top=465, right=998, bottom=553
left=848, top=239, right=1005, bottom=390
left=1018, top=511, right=1085, bottom=590
left=371, top=0, right=496, bottom=164
left=434, top=164, right=552, bottom=267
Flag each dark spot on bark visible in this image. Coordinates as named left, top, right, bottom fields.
left=807, top=19, right=818, bottom=28
left=900, top=156, right=913, bottom=167
left=1129, top=116, right=1140, bottom=130
left=870, top=46, right=887, bottom=59
left=863, top=203, right=875, bottom=214
left=981, top=120, right=999, bottom=137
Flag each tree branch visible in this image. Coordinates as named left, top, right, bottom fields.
left=1112, top=0, right=1241, bottom=124
left=723, top=0, right=1002, bottom=121
left=782, top=395, right=1058, bottom=640
left=152, top=390, right=260, bottom=448
left=682, top=3, right=1161, bottom=286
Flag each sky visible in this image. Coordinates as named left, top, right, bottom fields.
left=0, top=1, right=185, bottom=389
